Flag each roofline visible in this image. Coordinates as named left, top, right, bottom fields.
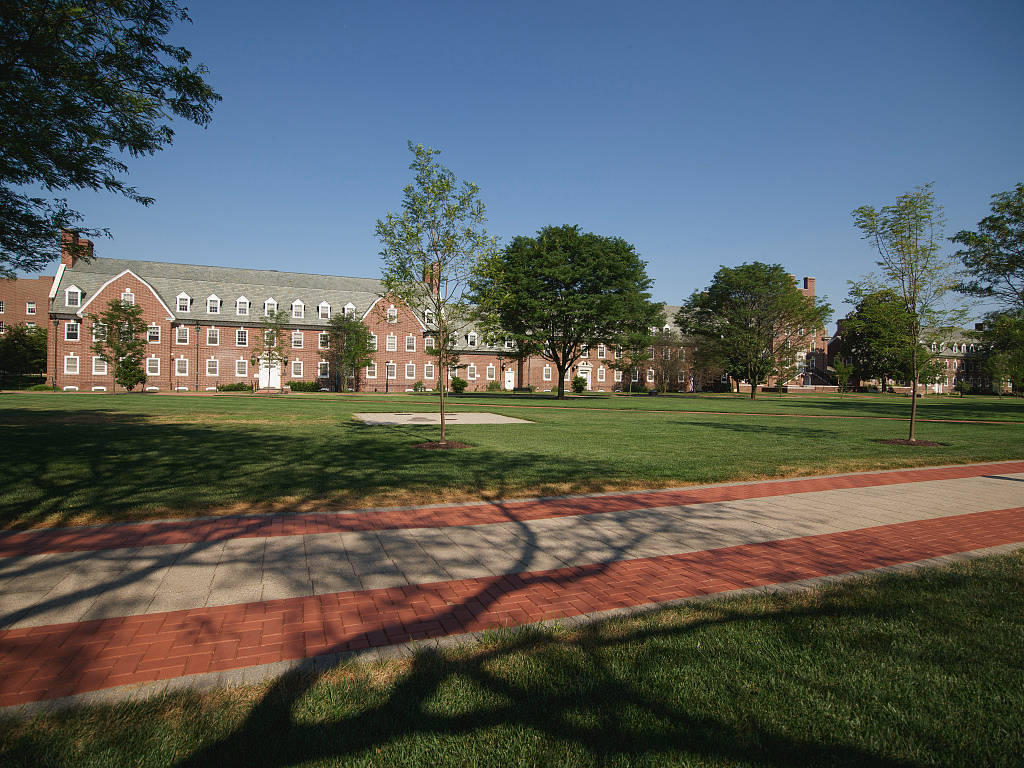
left=76, top=269, right=175, bottom=321
left=72, top=256, right=383, bottom=285
left=48, top=264, right=65, bottom=300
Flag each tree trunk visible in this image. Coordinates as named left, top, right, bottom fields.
left=557, top=365, right=567, bottom=399
left=439, top=369, right=447, bottom=444
left=749, top=379, right=757, bottom=400
left=908, top=356, right=918, bottom=441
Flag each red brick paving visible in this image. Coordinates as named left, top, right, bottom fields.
left=1, top=505, right=1021, bottom=707
left=2, top=461, right=1022, bottom=557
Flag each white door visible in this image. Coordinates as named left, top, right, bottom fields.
left=579, top=365, right=591, bottom=390
left=504, top=368, right=515, bottom=390
left=258, top=360, right=281, bottom=390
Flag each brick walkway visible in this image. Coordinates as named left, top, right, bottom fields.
left=1, top=462, right=1022, bottom=710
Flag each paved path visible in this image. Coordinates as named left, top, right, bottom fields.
left=1, top=461, right=1022, bottom=711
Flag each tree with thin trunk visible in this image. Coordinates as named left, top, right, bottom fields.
left=90, top=299, right=147, bottom=392
left=320, top=313, right=373, bottom=392
left=853, top=183, right=968, bottom=441
left=377, top=142, right=498, bottom=444
left=250, top=309, right=290, bottom=393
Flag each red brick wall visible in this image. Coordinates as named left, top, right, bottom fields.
left=0, top=276, right=52, bottom=334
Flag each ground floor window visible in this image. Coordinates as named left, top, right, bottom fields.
left=318, top=361, right=329, bottom=378
left=467, top=364, right=477, bottom=380
left=92, top=357, right=107, bottom=375
left=291, top=360, right=303, bottom=378
left=147, top=358, right=160, bottom=376
left=386, top=362, right=397, bottom=379
left=405, top=362, right=415, bottom=379
left=64, top=355, right=78, bottom=375
left=176, top=358, right=188, bottom=376
left=486, top=364, right=496, bottom=380
left=424, top=363, right=435, bottom=379
left=543, top=365, right=552, bottom=381
left=235, top=359, right=247, bottom=377
left=206, top=359, right=219, bottom=376
left=647, top=369, right=655, bottom=383
left=367, top=362, right=377, bottom=378
left=614, top=370, right=622, bottom=382
left=597, top=367, right=605, bottom=382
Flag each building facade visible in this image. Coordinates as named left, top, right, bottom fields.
left=0, top=275, right=53, bottom=337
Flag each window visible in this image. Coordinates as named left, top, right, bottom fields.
left=614, top=370, right=622, bottom=382
left=614, top=349, right=622, bottom=359
left=425, top=336, right=435, bottom=350
left=26, top=301, right=36, bottom=315
left=147, top=357, right=160, bottom=376
left=486, top=364, right=496, bottom=380
left=0, top=300, right=4, bottom=313
left=424, top=309, right=435, bottom=324
left=236, top=329, right=248, bottom=346
left=343, top=302, right=355, bottom=318
left=647, top=369, right=655, bottom=383
left=121, top=290, right=134, bottom=305
left=176, top=326, right=189, bottom=344
left=292, top=331, right=304, bottom=349
left=467, top=364, right=478, bottom=380
left=368, top=333, right=377, bottom=351
left=92, top=357, right=107, bottom=375
left=386, top=362, right=397, bottom=379
left=424, top=363, right=435, bottom=379
left=406, top=335, right=416, bottom=352
left=386, top=333, right=397, bottom=351
left=678, top=371, right=686, bottom=382
left=177, top=293, right=191, bottom=312
left=663, top=348, right=671, bottom=359
left=64, top=355, right=78, bottom=374
left=291, top=300, right=304, bottom=319
left=236, top=297, right=249, bottom=316
left=25, top=322, right=35, bottom=328
left=467, top=332, right=478, bottom=348
left=264, top=299, right=277, bottom=316
left=291, top=360, right=303, bottom=378
left=207, top=295, right=221, bottom=314
left=319, top=302, right=331, bottom=319
left=64, top=322, right=79, bottom=341
left=448, top=367, right=457, bottom=381
left=543, top=365, right=552, bottom=381
left=597, top=344, right=606, bottom=359
left=0, top=322, right=5, bottom=333
left=318, top=332, right=329, bottom=349
left=148, top=325, right=161, bottom=343
left=386, top=305, right=398, bottom=323
left=405, top=362, right=415, bottom=379
left=366, top=362, right=377, bottom=378
left=235, top=359, right=248, bottom=377
left=206, top=359, right=219, bottom=376
left=597, top=367, right=605, bottom=382
left=65, top=286, right=81, bottom=307
left=207, top=328, right=219, bottom=346
left=580, top=344, right=589, bottom=358
left=505, top=338, right=514, bottom=351
left=175, top=358, right=189, bottom=376
left=92, top=323, right=107, bottom=342
left=318, top=361, right=329, bottom=378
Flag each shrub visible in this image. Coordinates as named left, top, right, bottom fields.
left=486, top=380, right=502, bottom=392
left=412, top=380, right=426, bottom=392
left=288, top=381, right=322, bottom=393
left=571, top=375, right=587, bottom=393
left=26, top=383, right=52, bottom=391
left=216, top=382, right=253, bottom=392
left=450, top=376, right=468, bottom=394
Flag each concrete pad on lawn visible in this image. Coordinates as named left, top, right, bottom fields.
left=353, top=412, right=533, bottom=425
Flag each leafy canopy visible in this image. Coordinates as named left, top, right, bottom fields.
left=677, top=262, right=829, bottom=400
left=320, top=313, right=374, bottom=392
left=0, top=0, right=220, bottom=276
left=840, top=287, right=915, bottom=388
left=471, top=225, right=662, bottom=398
left=951, top=182, right=1024, bottom=311
left=0, top=324, right=48, bottom=378
left=90, top=298, right=147, bottom=391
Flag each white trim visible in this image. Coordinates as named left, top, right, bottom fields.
left=65, top=284, right=82, bottom=308
left=146, top=357, right=160, bottom=376
left=318, top=301, right=331, bottom=319
left=62, top=386, right=78, bottom=391
left=145, top=385, right=159, bottom=392
left=92, top=356, right=107, bottom=375
left=49, top=264, right=66, bottom=300
left=206, top=358, right=219, bottom=376
left=63, top=354, right=79, bottom=375
left=77, top=269, right=175, bottom=320
left=206, top=294, right=221, bottom=314
left=236, top=296, right=250, bottom=316
left=92, top=386, right=107, bottom=392
left=207, top=327, right=219, bottom=346
left=405, top=362, right=415, bottom=379
left=291, top=360, right=303, bottom=378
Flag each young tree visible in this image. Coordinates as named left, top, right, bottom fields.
left=0, top=324, right=48, bottom=385
left=833, top=358, right=854, bottom=393
left=677, top=262, right=830, bottom=400
left=377, top=142, right=499, bottom=444
left=853, top=183, right=968, bottom=441
left=951, top=182, right=1024, bottom=311
left=0, top=1, right=220, bottom=277
left=472, top=225, right=663, bottom=398
left=250, top=309, right=290, bottom=392
left=90, top=299, right=147, bottom=392
left=320, top=313, right=373, bottom=392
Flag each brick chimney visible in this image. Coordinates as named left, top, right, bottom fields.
left=60, top=229, right=93, bottom=268
left=422, top=261, right=440, bottom=296
left=802, top=277, right=816, bottom=296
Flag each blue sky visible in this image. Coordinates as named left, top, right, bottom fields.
left=47, top=0, right=1024, bottom=329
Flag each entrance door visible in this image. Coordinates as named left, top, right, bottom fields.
left=578, top=365, right=591, bottom=390
left=258, top=360, right=281, bottom=390
left=504, top=368, right=515, bottom=390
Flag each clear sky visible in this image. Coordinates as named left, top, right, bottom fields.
left=43, top=0, right=1024, bottom=330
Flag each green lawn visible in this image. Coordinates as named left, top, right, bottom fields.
left=1, top=391, right=1022, bottom=529
left=2, top=552, right=1021, bottom=767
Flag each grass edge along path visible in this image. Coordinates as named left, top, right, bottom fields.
left=0, top=550, right=1021, bottom=767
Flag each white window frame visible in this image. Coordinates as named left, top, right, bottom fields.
left=424, top=363, right=435, bottom=380
left=597, top=367, right=606, bottom=382
left=632, top=370, right=640, bottom=382
left=386, top=305, right=398, bottom=323
left=175, top=358, right=189, bottom=376
left=386, top=362, right=397, bottom=379
left=318, top=332, right=329, bottom=349
left=423, top=309, right=435, bottom=325
left=177, top=293, right=191, bottom=313
left=92, top=356, right=107, bottom=375
left=146, top=357, right=160, bottom=376
left=206, top=358, right=219, bottom=377
left=467, top=363, right=478, bottom=380
left=425, top=336, right=435, bottom=350
left=291, top=300, right=304, bottom=319
left=65, top=286, right=82, bottom=307
left=405, top=362, right=416, bottom=379
left=207, top=327, right=219, bottom=346
left=366, top=362, right=377, bottom=379
left=597, top=344, right=606, bottom=359
left=121, top=290, right=134, bottom=305
left=64, top=322, right=79, bottom=341
left=543, top=365, right=552, bottom=382
left=647, top=369, right=655, bottom=383
left=406, top=334, right=416, bottom=352
left=318, top=361, right=329, bottom=378
left=0, top=300, right=4, bottom=313
left=385, top=333, right=397, bottom=352
left=292, top=331, right=304, bottom=349
left=92, top=322, right=107, bottom=342
left=235, top=359, right=248, bottom=377
left=236, top=328, right=248, bottom=347
left=343, top=302, right=355, bottom=318
left=64, top=354, right=79, bottom=374
left=147, top=325, right=161, bottom=344
left=369, top=333, right=377, bottom=351
left=176, top=326, right=189, bottom=345
left=486, top=364, right=496, bottom=380
left=264, top=298, right=277, bottom=317
left=26, top=301, right=36, bottom=315
left=318, top=302, right=331, bottom=319
left=467, top=332, right=478, bottom=348
left=614, top=370, right=623, bottom=382
left=236, top=297, right=249, bottom=316
left=614, top=349, right=622, bottom=360
left=580, top=344, right=589, bottom=358
left=291, top=360, right=303, bottom=378
left=207, top=295, right=221, bottom=314
left=505, top=338, right=514, bottom=351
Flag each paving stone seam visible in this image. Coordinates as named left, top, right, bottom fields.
left=1, top=506, right=1021, bottom=709
left=3, top=461, right=1023, bottom=557
left=3, top=540, right=1020, bottom=718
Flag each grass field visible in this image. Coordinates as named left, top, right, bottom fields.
left=1, top=552, right=1021, bottom=767
left=1, top=390, right=1022, bottom=529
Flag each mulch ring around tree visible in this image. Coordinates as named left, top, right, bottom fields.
left=414, top=441, right=473, bottom=450
left=874, top=439, right=949, bottom=447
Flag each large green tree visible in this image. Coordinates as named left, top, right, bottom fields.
left=677, top=262, right=830, bottom=400
left=320, top=313, right=374, bottom=392
left=471, top=225, right=662, bottom=398
left=0, top=324, right=47, bottom=384
left=840, top=287, right=915, bottom=392
left=853, top=183, right=968, bottom=440
left=377, top=142, right=499, bottom=443
left=951, top=182, right=1024, bottom=311
left=90, top=298, right=147, bottom=391
left=0, top=0, right=220, bottom=277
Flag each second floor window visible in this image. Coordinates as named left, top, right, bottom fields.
left=236, top=329, right=248, bottom=346
left=148, top=326, right=161, bottom=343
left=64, top=322, right=79, bottom=341
left=207, top=328, right=219, bottom=346
left=176, top=326, right=188, bottom=344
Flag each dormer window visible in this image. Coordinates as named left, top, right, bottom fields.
left=236, top=296, right=249, bottom=316
left=65, top=285, right=82, bottom=308
left=121, top=289, right=135, bottom=305
left=291, top=300, right=304, bottom=319
left=467, top=332, right=478, bottom=348
left=177, top=293, right=191, bottom=312
left=424, top=309, right=435, bottom=325
left=264, top=298, right=277, bottom=317
left=505, top=338, right=515, bottom=351
left=386, top=305, right=398, bottom=323
left=344, top=302, right=355, bottom=318
left=318, top=302, right=331, bottom=320
left=207, top=295, right=221, bottom=314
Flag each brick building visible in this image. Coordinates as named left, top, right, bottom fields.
left=0, top=275, right=53, bottom=337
